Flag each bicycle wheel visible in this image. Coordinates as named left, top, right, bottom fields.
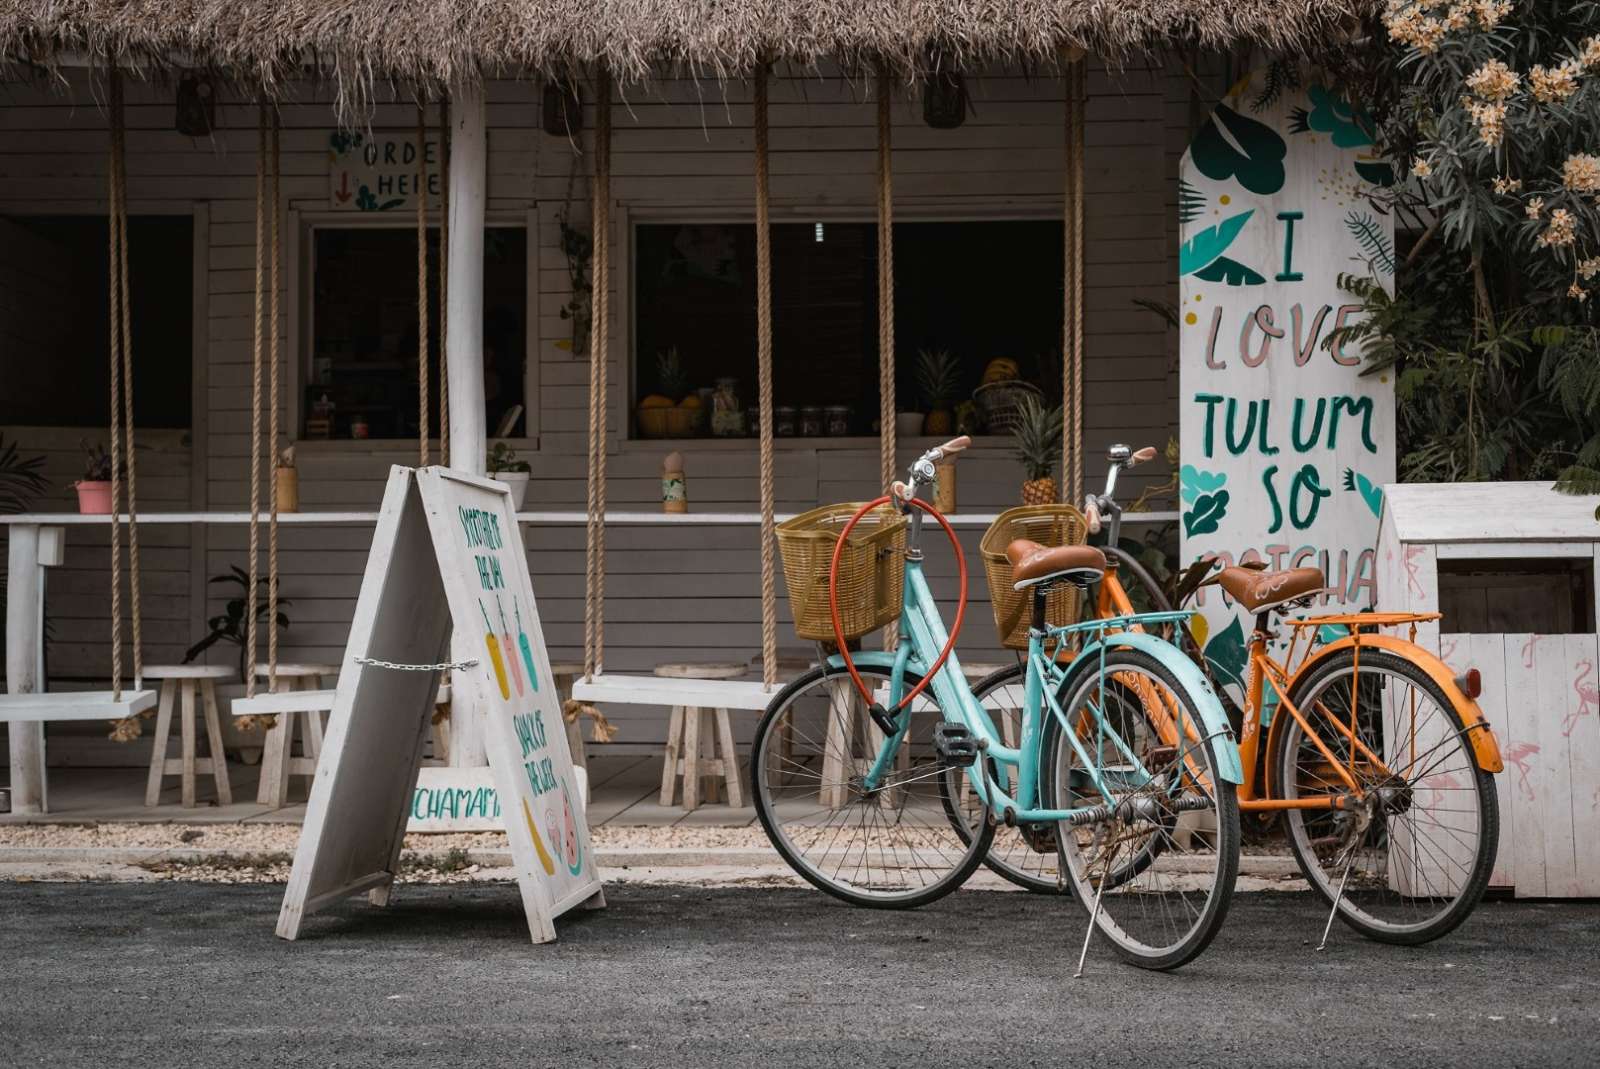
left=752, top=663, right=994, bottom=909
left=1276, top=648, right=1499, bottom=945
left=950, top=662, right=1067, bottom=895
left=1041, top=646, right=1241, bottom=970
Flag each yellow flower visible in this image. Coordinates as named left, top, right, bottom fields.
left=1539, top=208, right=1578, bottom=248
left=1492, top=176, right=1523, bottom=194
left=1579, top=256, right=1600, bottom=281
left=1530, top=61, right=1581, bottom=104
left=1465, top=59, right=1520, bottom=102
left=1466, top=100, right=1507, bottom=146
left=1412, top=157, right=1434, bottom=177
left=1563, top=153, right=1600, bottom=194
left=1474, top=0, right=1512, bottom=28
left=1527, top=196, right=1546, bottom=219
left=1582, top=37, right=1600, bottom=70
left=1568, top=282, right=1589, bottom=302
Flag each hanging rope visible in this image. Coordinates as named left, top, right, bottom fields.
left=754, top=65, right=778, bottom=689
left=876, top=66, right=896, bottom=493
left=106, top=65, right=143, bottom=699
left=439, top=98, right=451, bottom=465
left=267, top=111, right=282, bottom=692
left=245, top=103, right=266, bottom=700
left=417, top=102, right=431, bottom=467
left=1062, top=57, right=1086, bottom=508
left=584, top=69, right=612, bottom=681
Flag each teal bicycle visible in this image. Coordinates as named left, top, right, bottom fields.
left=753, top=437, right=1244, bottom=969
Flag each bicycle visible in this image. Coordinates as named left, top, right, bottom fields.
left=752, top=436, right=1244, bottom=970
left=973, top=444, right=1505, bottom=944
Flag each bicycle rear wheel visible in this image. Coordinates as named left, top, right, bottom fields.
left=1276, top=648, right=1498, bottom=944
left=1042, top=647, right=1240, bottom=970
left=752, top=663, right=994, bottom=908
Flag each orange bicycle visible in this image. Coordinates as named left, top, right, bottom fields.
left=975, top=444, right=1505, bottom=944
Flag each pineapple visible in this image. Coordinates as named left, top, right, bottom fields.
left=656, top=347, right=687, bottom=401
left=915, top=348, right=962, bottom=436
left=1012, top=393, right=1062, bottom=505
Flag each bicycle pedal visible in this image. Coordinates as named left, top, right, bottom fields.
left=1020, top=822, right=1058, bottom=855
left=933, top=723, right=980, bottom=768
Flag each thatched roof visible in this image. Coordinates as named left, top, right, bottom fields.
left=1, top=1, right=1376, bottom=92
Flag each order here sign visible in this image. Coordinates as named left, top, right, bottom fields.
left=327, top=130, right=442, bottom=212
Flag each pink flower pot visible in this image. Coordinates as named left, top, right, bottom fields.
left=75, top=481, right=113, bottom=514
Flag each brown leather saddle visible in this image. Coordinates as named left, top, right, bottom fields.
left=1211, top=565, right=1325, bottom=614
left=1005, top=539, right=1107, bottom=590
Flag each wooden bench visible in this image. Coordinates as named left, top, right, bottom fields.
left=142, top=664, right=234, bottom=808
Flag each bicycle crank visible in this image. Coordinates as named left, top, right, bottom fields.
left=1067, top=791, right=1213, bottom=828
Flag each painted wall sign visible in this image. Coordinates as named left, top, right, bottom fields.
left=1178, top=70, right=1397, bottom=691
left=409, top=766, right=503, bottom=833
left=328, top=130, right=442, bottom=212
left=277, top=467, right=602, bottom=945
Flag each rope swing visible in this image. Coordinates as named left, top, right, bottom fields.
left=416, top=103, right=431, bottom=467
left=876, top=66, right=897, bottom=494
left=753, top=65, right=778, bottom=688
left=245, top=104, right=283, bottom=701
left=1062, top=56, right=1086, bottom=508
left=106, top=65, right=143, bottom=702
left=583, top=69, right=613, bottom=682
left=439, top=99, right=451, bottom=465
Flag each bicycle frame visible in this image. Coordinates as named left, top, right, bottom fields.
left=835, top=552, right=1240, bottom=827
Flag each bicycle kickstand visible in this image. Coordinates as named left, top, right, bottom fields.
left=1316, top=850, right=1356, bottom=953
left=1074, top=839, right=1118, bottom=979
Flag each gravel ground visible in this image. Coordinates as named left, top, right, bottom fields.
left=0, top=822, right=774, bottom=852
left=0, top=881, right=1595, bottom=1069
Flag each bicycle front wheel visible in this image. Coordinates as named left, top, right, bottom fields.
left=1276, top=648, right=1499, bottom=945
left=752, top=663, right=994, bottom=909
left=1042, top=647, right=1241, bottom=970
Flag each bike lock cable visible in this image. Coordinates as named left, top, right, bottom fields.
left=827, top=495, right=967, bottom=728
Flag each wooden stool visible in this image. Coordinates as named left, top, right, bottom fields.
left=142, top=665, right=234, bottom=808
left=251, top=663, right=338, bottom=807
left=657, top=662, right=745, bottom=810
left=959, top=662, right=1021, bottom=804
left=550, top=661, right=589, bottom=800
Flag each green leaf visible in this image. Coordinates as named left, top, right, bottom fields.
left=1183, top=490, right=1230, bottom=536
left=1193, top=255, right=1267, bottom=286
left=1179, top=210, right=1254, bottom=277
left=1202, top=615, right=1249, bottom=692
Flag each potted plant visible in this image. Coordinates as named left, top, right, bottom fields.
left=183, top=566, right=292, bottom=683
left=916, top=348, right=961, bottom=436
left=274, top=445, right=298, bottom=513
left=72, top=441, right=114, bottom=514
left=488, top=441, right=531, bottom=508
left=1012, top=393, right=1062, bottom=505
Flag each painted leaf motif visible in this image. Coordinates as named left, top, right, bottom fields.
left=1342, top=468, right=1384, bottom=518
left=1183, top=490, right=1229, bottom=536
left=1178, top=210, right=1254, bottom=277
left=1179, top=464, right=1226, bottom=505
left=1191, top=105, right=1287, bottom=195
left=1202, top=615, right=1249, bottom=691
left=1302, top=84, right=1374, bottom=149
left=1193, top=255, right=1266, bottom=286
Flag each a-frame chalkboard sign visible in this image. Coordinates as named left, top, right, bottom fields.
left=276, top=466, right=604, bottom=943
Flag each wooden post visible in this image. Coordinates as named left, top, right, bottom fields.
left=5, top=524, right=60, bottom=814
left=445, top=80, right=489, bottom=767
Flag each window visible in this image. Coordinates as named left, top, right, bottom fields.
left=305, top=225, right=527, bottom=439
left=631, top=219, right=1064, bottom=438
left=0, top=215, right=192, bottom=428
left=1438, top=557, right=1596, bottom=634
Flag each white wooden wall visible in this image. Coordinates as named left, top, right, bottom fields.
left=1, top=62, right=1189, bottom=749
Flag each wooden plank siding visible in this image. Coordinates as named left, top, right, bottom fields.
left=2, top=61, right=1184, bottom=750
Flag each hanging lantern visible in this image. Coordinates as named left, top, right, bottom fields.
left=922, top=57, right=969, bottom=130
left=543, top=79, right=583, bottom=137
left=175, top=75, right=215, bottom=137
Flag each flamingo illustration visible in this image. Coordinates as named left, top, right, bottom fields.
left=1501, top=741, right=1539, bottom=801
left=1404, top=545, right=1427, bottom=598
left=1521, top=634, right=1545, bottom=669
left=1562, top=659, right=1597, bottom=737
left=1440, top=637, right=1458, bottom=661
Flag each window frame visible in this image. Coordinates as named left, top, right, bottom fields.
left=622, top=204, right=1064, bottom=446
left=294, top=207, right=540, bottom=448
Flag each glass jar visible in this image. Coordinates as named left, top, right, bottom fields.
left=825, top=405, right=851, bottom=436
left=799, top=406, right=824, bottom=437
left=774, top=406, right=797, bottom=437
left=710, top=377, right=745, bottom=437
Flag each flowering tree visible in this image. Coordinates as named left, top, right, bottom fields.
left=1346, top=1, right=1600, bottom=495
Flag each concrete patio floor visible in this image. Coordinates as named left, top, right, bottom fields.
left=1, top=753, right=757, bottom=828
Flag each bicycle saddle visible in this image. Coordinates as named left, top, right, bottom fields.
left=1214, top=565, right=1325, bottom=613
left=1006, top=540, right=1106, bottom=589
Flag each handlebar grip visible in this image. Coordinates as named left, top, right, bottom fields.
left=890, top=480, right=912, bottom=505
left=1128, top=445, right=1158, bottom=467
left=934, top=435, right=972, bottom=457
left=1084, top=497, right=1102, bottom=535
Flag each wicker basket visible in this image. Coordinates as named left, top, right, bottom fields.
left=980, top=504, right=1088, bottom=650
left=777, top=503, right=907, bottom=642
left=974, top=380, right=1043, bottom=435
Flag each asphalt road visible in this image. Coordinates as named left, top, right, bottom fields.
left=1, top=882, right=1595, bottom=1068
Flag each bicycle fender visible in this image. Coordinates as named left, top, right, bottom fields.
left=1291, top=635, right=1503, bottom=774
left=1074, top=630, right=1244, bottom=784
